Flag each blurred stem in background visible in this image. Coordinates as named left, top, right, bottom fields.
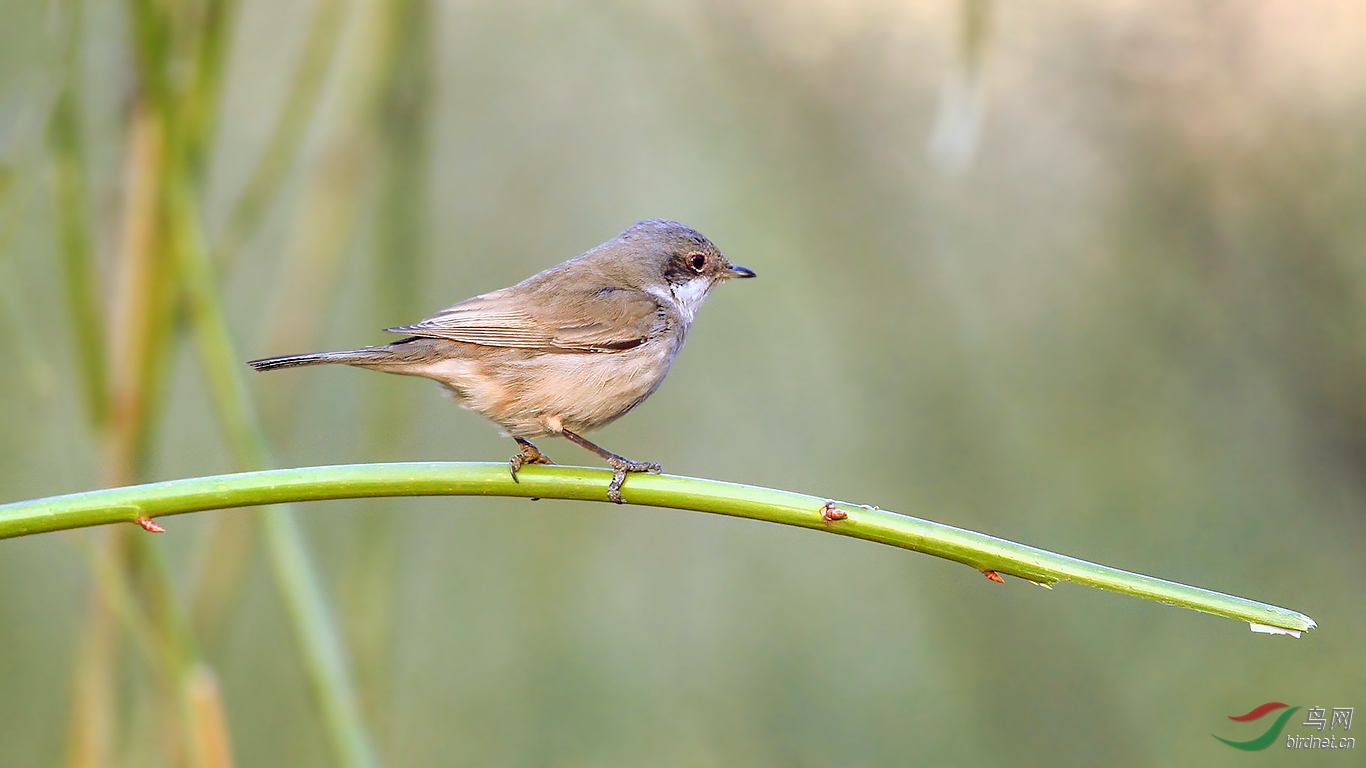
left=254, top=0, right=396, bottom=421
left=189, top=2, right=435, bottom=756
left=47, top=0, right=377, bottom=765
left=66, top=85, right=183, bottom=768
left=187, top=0, right=354, bottom=643
left=927, top=0, right=992, bottom=176
left=58, top=0, right=239, bottom=758
left=173, top=164, right=378, bottom=768
left=350, top=0, right=434, bottom=740
left=47, top=0, right=107, bottom=430
left=219, top=0, right=346, bottom=262
left=187, top=3, right=436, bottom=749
left=368, top=0, right=432, bottom=459
left=180, top=0, right=240, bottom=181
left=0, top=162, right=57, bottom=394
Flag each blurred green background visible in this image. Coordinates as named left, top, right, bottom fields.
left=2, top=0, right=1364, bottom=765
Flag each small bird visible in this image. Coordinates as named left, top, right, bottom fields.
left=248, top=219, right=755, bottom=503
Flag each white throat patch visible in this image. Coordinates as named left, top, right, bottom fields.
left=655, top=277, right=712, bottom=325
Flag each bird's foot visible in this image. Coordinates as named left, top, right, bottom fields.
left=605, top=456, right=662, bottom=504
left=556, top=428, right=660, bottom=503
left=510, top=439, right=555, bottom=482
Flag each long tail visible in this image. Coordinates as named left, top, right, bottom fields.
left=246, top=347, right=397, bottom=372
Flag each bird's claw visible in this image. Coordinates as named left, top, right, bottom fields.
left=605, top=460, right=661, bottom=504
left=509, top=441, right=555, bottom=482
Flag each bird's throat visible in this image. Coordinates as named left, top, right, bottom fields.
left=658, top=277, right=711, bottom=325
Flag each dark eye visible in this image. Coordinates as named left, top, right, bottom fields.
left=688, top=253, right=707, bottom=273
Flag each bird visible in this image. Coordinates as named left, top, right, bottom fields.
left=247, top=219, right=755, bottom=503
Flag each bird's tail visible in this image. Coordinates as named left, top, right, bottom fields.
left=246, top=347, right=396, bottom=372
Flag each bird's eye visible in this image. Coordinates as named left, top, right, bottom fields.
left=688, top=253, right=707, bottom=273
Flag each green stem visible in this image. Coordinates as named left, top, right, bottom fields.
left=0, top=462, right=1317, bottom=634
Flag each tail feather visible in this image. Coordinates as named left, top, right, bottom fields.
left=247, top=348, right=393, bottom=372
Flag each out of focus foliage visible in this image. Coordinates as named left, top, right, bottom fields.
left=0, top=1, right=1362, bottom=765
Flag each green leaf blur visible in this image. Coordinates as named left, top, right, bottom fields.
left=0, top=1, right=1362, bottom=765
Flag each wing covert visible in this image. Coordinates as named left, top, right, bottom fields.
left=386, top=287, right=665, bottom=352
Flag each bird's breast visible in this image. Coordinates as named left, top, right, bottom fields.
left=522, top=335, right=680, bottom=434
left=405, top=335, right=684, bottom=437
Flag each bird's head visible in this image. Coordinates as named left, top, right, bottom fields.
left=616, top=219, right=755, bottom=322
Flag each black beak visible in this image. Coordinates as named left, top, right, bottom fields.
left=727, top=264, right=757, bottom=279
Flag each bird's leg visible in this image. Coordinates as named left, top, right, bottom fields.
left=559, top=429, right=661, bottom=504
left=509, top=438, right=555, bottom=482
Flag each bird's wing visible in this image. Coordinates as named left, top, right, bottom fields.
left=386, top=287, right=666, bottom=352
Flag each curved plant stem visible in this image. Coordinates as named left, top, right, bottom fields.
left=0, top=463, right=1317, bottom=634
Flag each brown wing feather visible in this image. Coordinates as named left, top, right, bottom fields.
left=386, top=287, right=665, bottom=352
